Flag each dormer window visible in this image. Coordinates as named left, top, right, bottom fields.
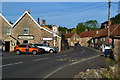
left=23, top=28, right=29, bottom=35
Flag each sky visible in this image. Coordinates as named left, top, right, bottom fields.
left=1, top=0, right=120, bottom=2
left=1, top=1, right=119, bottom=28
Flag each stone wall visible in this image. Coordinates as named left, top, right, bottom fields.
left=74, top=64, right=118, bottom=79
left=13, top=13, right=61, bottom=51
left=113, top=39, right=120, bottom=60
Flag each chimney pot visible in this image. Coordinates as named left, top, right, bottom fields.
left=26, top=9, right=30, bottom=14
left=42, top=20, right=46, bottom=26
left=37, top=18, right=40, bottom=25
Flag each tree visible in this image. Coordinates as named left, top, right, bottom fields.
left=84, top=20, right=99, bottom=28
left=76, top=23, right=86, bottom=34
left=111, top=14, right=120, bottom=24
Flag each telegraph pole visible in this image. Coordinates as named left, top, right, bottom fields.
left=108, top=0, right=111, bottom=45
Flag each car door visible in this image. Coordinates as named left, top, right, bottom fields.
left=28, top=45, right=32, bottom=52
left=19, top=45, right=27, bottom=52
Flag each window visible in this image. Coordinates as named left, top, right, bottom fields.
left=6, top=27, right=11, bottom=35
left=23, top=28, right=29, bottom=35
left=18, top=45, right=27, bottom=48
left=34, top=43, right=44, bottom=46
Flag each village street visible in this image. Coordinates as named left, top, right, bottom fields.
left=2, top=46, right=112, bottom=79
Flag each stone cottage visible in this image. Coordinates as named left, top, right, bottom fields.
left=1, top=10, right=61, bottom=52
left=12, top=10, right=61, bottom=52
left=0, top=13, right=18, bottom=52
left=65, top=33, right=80, bottom=46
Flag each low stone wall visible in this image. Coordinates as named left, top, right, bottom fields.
left=112, top=39, right=120, bottom=61
left=74, top=64, right=119, bottom=79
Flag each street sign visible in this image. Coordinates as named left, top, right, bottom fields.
left=41, top=38, right=53, bottom=41
left=109, top=38, right=112, bottom=43
left=52, top=25, right=58, bottom=33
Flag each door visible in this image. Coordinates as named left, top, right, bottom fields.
left=5, top=41, right=10, bottom=52
left=23, top=40, right=28, bottom=44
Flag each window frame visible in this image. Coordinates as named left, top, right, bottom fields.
left=6, top=27, right=11, bottom=35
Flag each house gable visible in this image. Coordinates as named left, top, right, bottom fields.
left=13, top=11, right=61, bottom=39
left=71, top=33, right=80, bottom=41
left=0, top=13, right=13, bottom=40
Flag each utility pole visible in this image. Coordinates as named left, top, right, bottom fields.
left=108, top=0, right=111, bottom=45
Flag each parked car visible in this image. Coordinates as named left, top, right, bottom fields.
left=29, top=44, right=45, bottom=53
left=30, top=43, right=58, bottom=53
left=14, top=44, right=42, bottom=55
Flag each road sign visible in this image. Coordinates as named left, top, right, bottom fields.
left=109, top=38, right=112, bottom=43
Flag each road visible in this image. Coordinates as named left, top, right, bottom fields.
left=2, top=46, right=109, bottom=79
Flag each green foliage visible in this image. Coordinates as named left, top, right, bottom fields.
left=46, top=25, right=52, bottom=29
left=84, top=20, right=99, bottom=28
left=76, top=23, right=86, bottom=33
left=111, top=14, right=120, bottom=24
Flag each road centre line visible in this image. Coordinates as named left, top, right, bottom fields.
left=0, top=62, right=24, bottom=67
left=14, top=62, right=23, bottom=65
left=33, top=57, right=49, bottom=61
left=69, top=55, right=100, bottom=66
left=44, top=55, right=100, bottom=79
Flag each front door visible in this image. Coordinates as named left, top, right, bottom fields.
left=5, top=41, right=10, bottom=52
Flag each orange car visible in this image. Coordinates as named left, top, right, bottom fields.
left=14, top=44, right=41, bottom=55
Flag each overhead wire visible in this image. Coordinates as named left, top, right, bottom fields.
left=37, top=3, right=107, bottom=17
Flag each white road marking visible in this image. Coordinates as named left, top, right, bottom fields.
left=69, top=55, right=100, bottom=66
left=33, top=57, right=49, bottom=61
left=44, top=66, right=66, bottom=79
left=1, top=63, right=13, bottom=67
left=81, top=52, right=84, bottom=53
left=14, top=62, right=23, bottom=65
left=0, top=61, right=24, bottom=67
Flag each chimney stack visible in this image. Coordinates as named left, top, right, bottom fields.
left=37, top=18, right=40, bottom=25
left=42, top=20, right=46, bottom=26
left=26, top=9, right=30, bottom=14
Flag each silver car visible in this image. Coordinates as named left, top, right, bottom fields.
left=30, top=43, right=58, bottom=53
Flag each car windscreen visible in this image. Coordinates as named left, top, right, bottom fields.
left=30, top=44, right=38, bottom=48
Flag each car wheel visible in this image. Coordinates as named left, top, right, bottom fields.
left=33, top=51, right=37, bottom=55
left=49, top=50, right=54, bottom=53
left=16, top=50, right=20, bottom=55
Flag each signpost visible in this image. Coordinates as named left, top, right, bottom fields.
left=52, top=25, right=58, bottom=47
left=109, top=38, right=112, bottom=43
left=41, top=38, right=53, bottom=41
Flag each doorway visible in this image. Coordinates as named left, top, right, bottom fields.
left=23, top=40, right=28, bottom=44
left=5, top=41, right=10, bottom=52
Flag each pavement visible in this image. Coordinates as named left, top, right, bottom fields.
left=1, top=46, right=115, bottom=79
